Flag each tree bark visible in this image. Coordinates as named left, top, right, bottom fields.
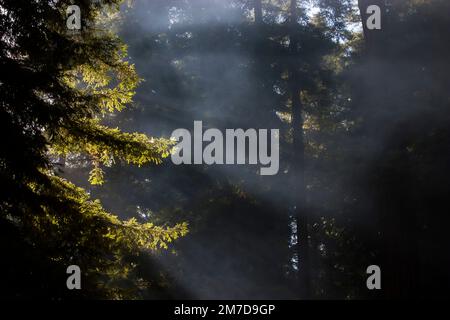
left=357, top=0, right=420, bottom=298
left=288, top=0, right=310, bottom=299
left=357, top=0, right=386, bottom=54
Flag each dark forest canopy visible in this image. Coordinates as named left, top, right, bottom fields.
left=1, top=0, right=450, bottom=299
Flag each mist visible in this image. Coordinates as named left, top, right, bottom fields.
left=65, top=0, right=450, bottom=299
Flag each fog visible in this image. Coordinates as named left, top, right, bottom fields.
left=71, top=0, right=450, bottom=299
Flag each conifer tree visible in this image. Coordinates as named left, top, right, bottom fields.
left=0, top=0, right=187, bottom=298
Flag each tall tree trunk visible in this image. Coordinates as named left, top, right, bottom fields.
left=357, top=0, right=386, bottom=54
left=357, top=0, right=420, bottom=298
left=288, top=0, right=310, bottom=299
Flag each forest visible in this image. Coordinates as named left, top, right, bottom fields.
left=1, top=0, right=450, bottom=300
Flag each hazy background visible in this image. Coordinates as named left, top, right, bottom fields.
left=64, top=0, right=450, bottom=299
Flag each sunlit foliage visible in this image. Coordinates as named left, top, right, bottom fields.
left=0, top=0, right=187, bottom=298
